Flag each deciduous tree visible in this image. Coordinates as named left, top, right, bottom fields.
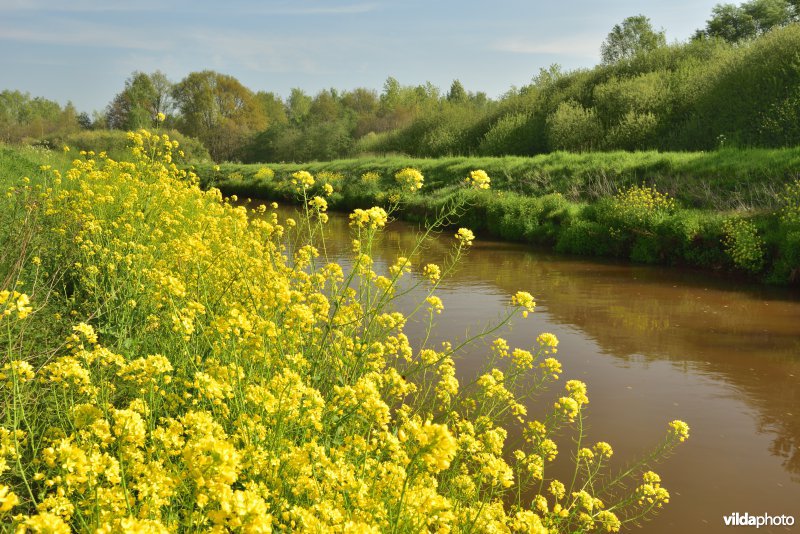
left=601, top=15, right=666, bottom=64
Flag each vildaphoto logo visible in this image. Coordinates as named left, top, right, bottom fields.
left=723, top=512, right=795, bottom=528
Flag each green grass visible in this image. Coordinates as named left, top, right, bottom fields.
left=199, top=147, right=800, bottom=211
left=196, top=148, right=800, bottom=283
left=0, top=144, right=72, bottom=185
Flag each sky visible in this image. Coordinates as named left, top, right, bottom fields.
left=0, top=0, right=723, bottom=113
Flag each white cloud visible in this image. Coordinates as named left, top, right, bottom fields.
left=0, top=25, right=170, bottom=50
left=492, top=35, right=602, bottom=59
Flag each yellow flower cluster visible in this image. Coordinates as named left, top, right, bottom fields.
left=308, top=195, right=328, bottom=212
left=349, top=206, right=388, bottom=229
left=721, top=217, right=765, bottom=272
left=291, top=170, right=315, bottom=190
left=0, top=290, right=32, bottom=320
left=455, top=227, right=474, bottom=247
left=669, top=420, right=691, bottom=442
left=361, top=171, right=380, bottom=184
left=422, top=263, right=441, bottom=283
left=512, top=290, right=536, bottom=317
left=465, top=169, right=491, bottom=190
left=255, top=167, right=275, bottom=180
left=780, top=177, right=800, bottom=226
left=394, top=167, right=424, bottom=192
left=617, top=184, right=675, bottom=212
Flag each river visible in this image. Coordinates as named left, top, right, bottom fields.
left=272, top=204, right=800, bottom=533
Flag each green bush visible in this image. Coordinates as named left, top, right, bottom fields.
left=546, top=101, right=604, bottom=152
left=555, top=219, right=615, bottom=256
left=478, top=112, right=534, bottom=156
left=45, top=129, right=211, bottom=162
left=722, top=217, right=766, bottom=272
left=603, top=111, right=659, bottom=150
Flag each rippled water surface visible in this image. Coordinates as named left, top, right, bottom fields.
left=271, top=206, right=800, bottom=533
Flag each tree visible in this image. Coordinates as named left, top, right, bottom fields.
left=699, top=0, right=797, bottom=42
left=447, top=80, right=468, bottom=103
left=77, top=112, right=92, bottom=130
left=600, top=15, right=666, bottom=64
left=254, top=91, right=288, bottom=127
left=341, top=88, right=378, bottom=115
left=149, top=70, right=175, bottom=117
left=0, top=90, right=78, bottom=141
left=172, top=70, right=266, bottom=161
left=380, top=77, right=402, bottom=111
left=106, top=71, right=173, bottom=130
left=310, top=89, right=341, bottom=123
left=532, top=64, right=564, bottom=88
left=287, top=88, right=312, bottom=125
left=702, top=3, right=757, bottom=42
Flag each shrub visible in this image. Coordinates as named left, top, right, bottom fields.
left=254, top=167, right=274, bottom=180
left=546, top=101, right=604, bottom=152
left=603, top=111, right=659, bottom=150
left=478, top=112, right=534, bottom=156
left=722, top=217, right=766, bottom=272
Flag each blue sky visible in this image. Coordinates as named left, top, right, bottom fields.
left=0, top=0, right=722, bottom=113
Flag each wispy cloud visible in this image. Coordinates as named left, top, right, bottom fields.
left=246, top=2, right=379, bottom=15
left=0, top=1, right=379, bottom=15
left=0, top=25, right=170, bottom=51
left=0, top=0, right=169, bottom=12
left=492, top=35, right=602, bottom=58
left=180, top=29, right=359, bottom=75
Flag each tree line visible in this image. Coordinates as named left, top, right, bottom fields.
left=2, top=0, right=799, bottom=162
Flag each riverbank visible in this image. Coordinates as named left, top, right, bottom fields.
left=196, top=150, right=800, bottom=284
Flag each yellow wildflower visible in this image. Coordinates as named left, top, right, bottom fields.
left=455, top=228, right=474, bottom=247
left=465, top=169, right=491, bottom=190
left=395, top=167, right=424, bottom=192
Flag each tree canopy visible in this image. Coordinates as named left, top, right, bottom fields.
left=697, top=0, right=799, bottom=42
left=600, top=15, right=666, bottom=64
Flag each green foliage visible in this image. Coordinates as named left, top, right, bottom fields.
left=603, top=111, right=659, bottom=150
left=199, top=148, right=800, bottom=282
left=687, top=23, right=800, bottom=148
left=43, top=129, right=211, bottom=162
left=106, top=71, right=173, bottom=130
left=172, top=70, right=267, bottom=161
left=600, top=15, right=667, bottom=64
left=546, top=101, right=603, bottom=152
left=446, top=79, right=468, bottom=103
left=9, top=1, right=800, bottom=163
left=722, top=217, right=766, bottom=272
left=478, top=112, right=535, bottom=156
left=593, top=71, right=670, bottom=124
left=780, top=177, right=800, bottom=226
left=699, top=0, right=798, bottom=42
left=0, top=90, right=80, bottom=144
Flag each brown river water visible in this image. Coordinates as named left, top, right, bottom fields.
left=271, top=204, right=800, bottom=533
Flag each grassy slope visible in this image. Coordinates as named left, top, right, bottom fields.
left=206, top=147, right=800, bottom=211
left=196, top=148, right=800, bottom=283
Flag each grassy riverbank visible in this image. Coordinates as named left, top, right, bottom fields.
left=197, top=149, right=800, bottom=284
